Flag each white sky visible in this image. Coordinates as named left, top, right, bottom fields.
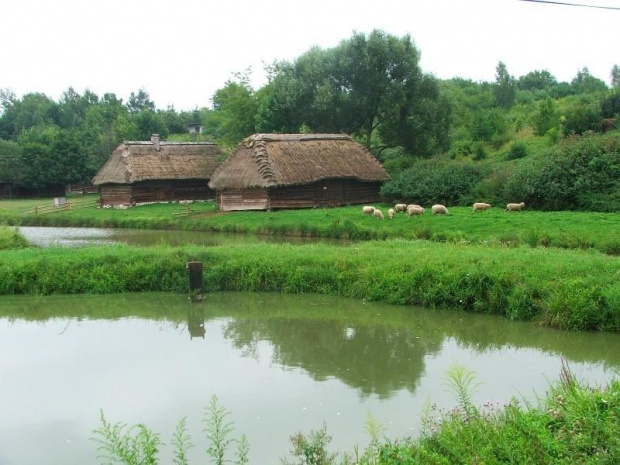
left=1, top=0, right=619, bottom=111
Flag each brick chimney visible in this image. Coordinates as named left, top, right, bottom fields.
left=151, top=133, right=160, bottom=151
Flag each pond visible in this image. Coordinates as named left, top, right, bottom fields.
left=16, top=226, right=349, bottom=248
left=0, top=292, right=619, bottom=464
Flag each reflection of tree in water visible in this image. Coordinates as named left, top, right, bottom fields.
left=223, top=317, right=442, bottom=399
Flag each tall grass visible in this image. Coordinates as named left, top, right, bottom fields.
left=0, top=226, right=31, bottom=250
left=2, top=240, right=620, bottom=330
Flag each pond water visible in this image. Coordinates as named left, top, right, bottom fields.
left=1, top=292, right=619, bottom=464
left=16, top=226, right=348, bottom=248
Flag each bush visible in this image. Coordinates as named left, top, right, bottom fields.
left=505, top=141, right=528, bottom=160
left=503, top=132, right=620, bottom=211
left=381, top=159, right=485, bottom=205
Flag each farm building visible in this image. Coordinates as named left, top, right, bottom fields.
left=208, top=134, right=390, bottom=211
left=92, top=135, right=223, bottom=206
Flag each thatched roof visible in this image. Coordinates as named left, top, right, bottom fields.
left=208, top=134, right=389, bottom=189
left=92, top=141, right=223, bottom=185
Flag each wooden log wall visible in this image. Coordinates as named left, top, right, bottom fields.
left=218, top=189, right=269, bottom=211
left=99, top=185, right=133, bottom=206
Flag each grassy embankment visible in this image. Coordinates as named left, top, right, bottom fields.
left=0, top=226, right=30, bottom=250
left=1, top=197, right=620, bottom=254
left=1, top=239, right=620, bottom=331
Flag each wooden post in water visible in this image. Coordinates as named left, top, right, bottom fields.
left=186, top=261, right=204, bottom=301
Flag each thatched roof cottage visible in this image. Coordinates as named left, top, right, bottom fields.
left=208, top=134, right=390, bottom=211
left=92, top=134, right=222, bottom=206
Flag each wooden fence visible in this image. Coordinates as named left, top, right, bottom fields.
left=21, top=197, right=98, bottom=216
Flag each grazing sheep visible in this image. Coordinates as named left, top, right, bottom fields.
left=373, top=209, right=384, bottom=220
left=473, top=202, right=492, bottom=212
left=362, top=206, right=375, bottom=215
left=394, top=203, right=408, bottom=213
left=432, top=204, right=449, bottom=215
left=388, top=208, right=395, bottom=219
left=506, top=202, right=525, bottom=212
left=407, top=206, right=425, bottom=217
left=407, top=204, right=423, bottom=210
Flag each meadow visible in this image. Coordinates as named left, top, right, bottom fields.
left=2, top=197, right=620, bottom=254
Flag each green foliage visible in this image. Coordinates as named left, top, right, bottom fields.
left=283, top=423, right=338, bottom=465
left=381, top=159, right=484, bottom=205
left=470, top=108, right=508, bottom=142
left=92, top=411, right=162, bottom=465
left=571, top=67, right=608, bottom=94
left=562, top=100, right=602, bottom=136
left=494, top=61, right=516, bottom=110
left=0, top=226, right=30, bottom=250
left=203, top=395, right=240, bottom=465
left=505, top=141, right=528, bottom=160
left=601, top=91, right=620, bottom=118
left=517, top=69, right=558, bottom=93
left=210, top=69, right=259, bottom=147
left=257, top=30, right=451, bottom=157
left=171, top=417, right=194, bottom=465
left=504, top=133, right=620, bottom=211
left=531, top=98, right=559, bottom=136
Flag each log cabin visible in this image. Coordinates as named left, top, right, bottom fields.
left=208, top=134, right=390, bottom=211
left=92, top=134, right=222, bottom=207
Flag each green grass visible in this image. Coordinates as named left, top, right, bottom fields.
left=2, top=240, right=620, bottom=331
left=382, top=362, right=620, bottom=464
left=2, top=198, right=620, bottom=254
left=0, top=226, right=31, bottom=250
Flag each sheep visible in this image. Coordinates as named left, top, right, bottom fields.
left=407, top=205, right=425, bottom=217
left=373, top=209, right=384, bottom=220
left=473, top=202, right=492, bottom=212
left=506, top=202, right=525, bottom=212
left=407, top=204, right=423, bottom=210
left=431, top=204, right=449, bottom=215
left=362, top=206, right=375, bottom=215
left=387, top=208, right=395, bottom=219
left=394, top=203, right=408, bottom=213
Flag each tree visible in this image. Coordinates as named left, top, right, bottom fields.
left=518, top=70, right=557, bottom=92
left=571, top=67, right=608, bottom=94
left=494, top=61, right=516, bottom=110
left=18, top=126, right=90, bottom=188
left=210, top=69, right=259, bottom=146
left=611, top=65, right=620, bottom=88
left=127, top=89, right=155, bottom=113
left=0, top=140, right=24, bottom=193
left=258, top=30, right=451, bottom=157
left=531, top=98, right=559, bottom=136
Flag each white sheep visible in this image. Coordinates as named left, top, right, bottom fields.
left=362, top=206, right=375, bottom=215
left=506, top=202, right=525, bottom=212
left=373, top=209, right=384, bottom=220
left=394, top=203, right=408, bottom=213
left=407, top=204, right=423, bottom=210
left=473, top=202, right=492, bottom=212
left=431, top=204, right=449, bottom=215
left=387, top=208, right=395, bottom=219
left=407, top=206, right=425, bottom=217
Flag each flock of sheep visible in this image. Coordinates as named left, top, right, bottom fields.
left=362, top=202, right=525, bottom=219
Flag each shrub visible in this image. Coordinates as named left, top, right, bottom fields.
left=505, top=141, right=528, bottom=160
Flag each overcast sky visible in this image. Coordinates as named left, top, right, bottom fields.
left=1, top=0, right=618, bottom=111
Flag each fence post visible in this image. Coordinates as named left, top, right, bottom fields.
left=186, top=261, right=204, bottom=301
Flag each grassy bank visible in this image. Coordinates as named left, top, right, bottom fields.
left=0, top=226, right=30, bottom=250
left=1, top=240, right=620, bottom=331
left=2, top=198, right=620, bottom=254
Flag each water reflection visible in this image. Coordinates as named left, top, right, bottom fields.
left=17, top=226, right=351, bottom=248
left=188, top=306, right=205, bottom=339
left=1, top=292, right=619, bottom=465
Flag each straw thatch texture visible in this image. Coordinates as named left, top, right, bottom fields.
left=208, top=134, right=389, bottom=190
left=92, top=141, right=222, bottom=185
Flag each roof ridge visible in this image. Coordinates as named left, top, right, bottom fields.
left=253, top=140, right=277, bottom=185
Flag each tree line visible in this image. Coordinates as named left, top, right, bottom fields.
left=1, top=29, right=619, bottom=203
